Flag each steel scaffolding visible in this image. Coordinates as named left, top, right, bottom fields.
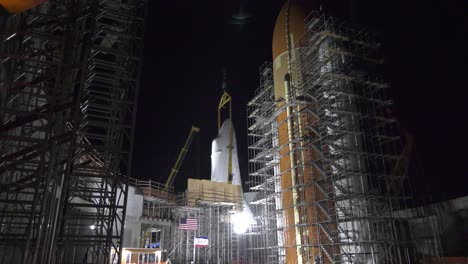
left=169, top=204, right=239, bottom=264
left=130, top=180, right=242, bottom=264
left=0, top=0, right=146, bottom=263
left=247, top=12, right=416, bottom=264
left=246, top=62, right=285, bottom=264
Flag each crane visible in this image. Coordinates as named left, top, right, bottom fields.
left=218, top=91, right=233, bottom=184
left=218, top=69, right=234, bottom=184
left=164, top=126, right=200, bottom=190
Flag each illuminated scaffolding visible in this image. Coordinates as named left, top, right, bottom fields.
left=143, top=181, right=241, bottom=264
left=129, top=178, right=243, bottom=264
left=246, top=62, right=285, bottom=264
left=247, top=12, right=416, bottom=264
left=168, top=204, right=239, bottom=264
left=0, top=0, right=146, bottom=263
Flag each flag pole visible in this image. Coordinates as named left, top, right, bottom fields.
left=193, top=234, right=196, bottom=264
left=192, top=211, right=199, bottom=264
left=192, top=211, right=197, bottom=264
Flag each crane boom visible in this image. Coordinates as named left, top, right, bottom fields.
left=164, top=126, right=200, bottom=190
left=218, top=91, right=233, bottom=184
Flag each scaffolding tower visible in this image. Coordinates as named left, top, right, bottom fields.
left=247, top=12, right=416, bottom=264
left=169, top=204, right=239, bottom=264
left=158, top=180, right=243, bottom=264
left=246, top=62, right=285, bottom=264
left=0, top=0, right=146, bottom=263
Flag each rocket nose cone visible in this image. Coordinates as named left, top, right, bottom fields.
left=218, top=118, right=233, bottom=135
left=272, top=2, right=307, bottom=60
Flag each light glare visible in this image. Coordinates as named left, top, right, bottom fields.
left=231, top=210, right=254, bottom=234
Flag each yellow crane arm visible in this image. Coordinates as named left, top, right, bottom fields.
left=388, top=130, right=414, bottom=195
left=164, top=126, right=200, bottom=189
left=218, top=91, right=233, bottom=184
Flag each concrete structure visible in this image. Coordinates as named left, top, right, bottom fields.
left=122, top=186, right=144, bottom=248
left=395, top=196, right=468, bottom=259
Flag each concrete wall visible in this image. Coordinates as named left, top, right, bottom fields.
left=396, top=196, right=468, bottom=257
left=123, top=185, right=144, bottom=247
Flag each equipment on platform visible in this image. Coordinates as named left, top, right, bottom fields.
left=164, top=126, right=200, bottom=190
left=112, top=248, right=168, bottom=264
left=141, top=228, right=162, bottom=249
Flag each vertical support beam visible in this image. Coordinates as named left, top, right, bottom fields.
left=0, top=0, right=147, bottom=262
left=284, top=74, right=303, bottom=264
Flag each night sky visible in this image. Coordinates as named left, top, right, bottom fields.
left=132, top=0, right=467, bottom=203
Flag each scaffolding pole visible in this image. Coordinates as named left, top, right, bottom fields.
left=152, top=186, right=243, bottom=264
left=246, top=12, right=417, bottom=264
left=0, top=0, right=146, bottom=263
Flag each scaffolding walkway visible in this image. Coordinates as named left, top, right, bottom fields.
left=246, top=12, right=416, bottom=264
left=0, top=1, right=146, bottom=263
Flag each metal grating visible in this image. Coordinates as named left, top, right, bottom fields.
left=246, top=12, right=417, bottom=264
left=0, top=0, right=146, bottom=263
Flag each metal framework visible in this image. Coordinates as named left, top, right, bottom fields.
left=246, top=62, right=285, bottom=264
left=0, top=0, right=146, bottom=263
left=247, top=12, right=416, bottom=264
left=134, top=178, right=241, bottom=264
left=169, top=204, right=239, bottom=264
left=134, top=178, right=175, bottom=252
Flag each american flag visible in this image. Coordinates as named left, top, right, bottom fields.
left=179, top=217, right=198, bottom=230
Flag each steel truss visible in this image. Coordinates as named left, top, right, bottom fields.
left=246, top=62, right=285, bottom=264
left=169, top=204, right=239, bottom=264
left=0, top=0, right=146, bottom=263
left=247, top=12, right=416, bottom=264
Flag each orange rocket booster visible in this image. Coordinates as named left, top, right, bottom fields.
left=0, top=0, right=46, bottom=14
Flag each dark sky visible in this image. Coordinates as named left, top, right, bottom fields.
left=132, top=0, right=467, bottom=203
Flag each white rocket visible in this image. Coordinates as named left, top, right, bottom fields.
left=210, top=119, right=241, bottom=185
left=211, top=118, right=254, bottom=234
